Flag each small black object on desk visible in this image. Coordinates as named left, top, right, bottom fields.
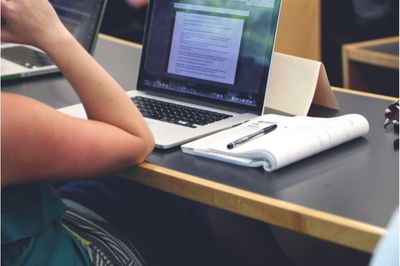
left=383, top=100, right=399, bottom=150
left=384, top=100, right=399, bottom=128
left=227, top=124, right=277, bottom=150
left=394, top=139, right=399, bottom=150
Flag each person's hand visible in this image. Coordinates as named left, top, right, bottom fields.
left=1, top=0, right=70, bottom=51
left=126, top=0, right=148, bottom=9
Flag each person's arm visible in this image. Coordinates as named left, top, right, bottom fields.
left=1, top=0, right=154, bottom=187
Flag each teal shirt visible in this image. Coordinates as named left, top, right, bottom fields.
left=1, top=183, right=92, bottom=266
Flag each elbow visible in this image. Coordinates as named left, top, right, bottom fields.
left=126, top=134, right=155, bottom=166
left=141, top=133, right=155, bottom=162
left=111, top=130, right=155, bottom=170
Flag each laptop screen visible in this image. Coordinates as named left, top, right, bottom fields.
left=50, top=0, right=106, bottom=53
left=138, top=0, right=281, bottom=114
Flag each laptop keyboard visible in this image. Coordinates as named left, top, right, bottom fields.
left=1, top=46, right=53, bottom=68
left=132, top=96, right=233, bottom=128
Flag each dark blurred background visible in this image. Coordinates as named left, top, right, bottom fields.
left=322, top=0, right=398, bottom=87
left=100, top=0, right=147, bottom=44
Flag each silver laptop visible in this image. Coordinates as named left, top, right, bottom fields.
left=59, top=0, right=282, bottom=149
left=1, top=0, right=107, bottom=81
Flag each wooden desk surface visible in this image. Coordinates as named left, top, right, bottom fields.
left=2, top=35, right=398, bottom=253
left=118, top=89, right=398, bottom=253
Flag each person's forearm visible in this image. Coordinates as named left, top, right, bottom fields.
left=42, top=32, right=154, bottom=146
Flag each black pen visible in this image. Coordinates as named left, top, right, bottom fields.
left=227, top=124, right=277, bottom=149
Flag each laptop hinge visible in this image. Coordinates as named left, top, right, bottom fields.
left=143, top=90, right=253, bottom=114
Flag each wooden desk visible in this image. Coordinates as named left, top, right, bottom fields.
left=2, top=34, right=398, bottom=254
left=119, top=87, right=398, bottom=254
left=342, top=36, right=399, bottom=97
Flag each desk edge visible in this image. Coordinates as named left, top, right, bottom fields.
left=99, top=33, right=142, bottom=49
left=119, top=162, right=386, bottom=253
left=332, top=87, right=398, bottom=102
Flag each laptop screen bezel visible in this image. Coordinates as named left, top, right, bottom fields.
left=55, top=0, right=108, bottom=55
left=137, top=0, right=282, bottom=115
left=86, top=0, right=108, bottom=55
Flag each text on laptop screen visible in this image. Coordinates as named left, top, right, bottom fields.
left=138, top=0, right=281, bottom=111
left=50, top=0, right=104, bottom=51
